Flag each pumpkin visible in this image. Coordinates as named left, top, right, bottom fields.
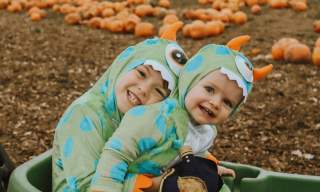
left=251, top=4, right=261, bottom=14
left=182, top=23, right=192, bottom=37
left=245, top=0, right=258, bottom=7
left=0, top=0, right=9, bottom=9
left=188, top=20, right=206, bottom=39
left=205, top=20, right=224, bottom=36
left=134, top=22, right=155, bottom=37
left=65, top=12, right=82, bottom=25
left=231, top=11, right=247, bottom=25
left=313, top=20, right=320, bottom=33
left=315, top=37, right=320, bottom=48
left=135, top=4, right=154, bottom=17
left=59, top=4, right=77, bottom=14
left=284, top=43, right=311, bottom=63
left=101, top=8, right=115, bottom=17
left=124, top=14, right=141, bottom=33
left=30, top=12, right=42, bottom=21
left=312, top=47, right=320, bottom=66
left=159, top=0, right=170, bottom=8
left=108, top=19, right=125, bottom=33
left=269, top=0, right=288, bottom=9
left=87, top=17, right=103, bottom=29
left=163, top=14, right=179, bottom=25
left=7, top=1, right=23, bottom=12
left=290, top=1, right=307, bottom=12
left=271, top=37, right=300, bottom=60
left=153, top=6, right=167, bottom=18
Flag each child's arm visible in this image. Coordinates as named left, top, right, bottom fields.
left=90, top=106, right=164, bottom=192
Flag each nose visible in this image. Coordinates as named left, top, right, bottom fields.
left=137, top=82, right=150, bottom=98
left=209, top=95, right=221, bottom=110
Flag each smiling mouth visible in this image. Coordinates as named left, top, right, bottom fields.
left=127, top=90, right=142, bottom=106
left=199, top=105, right=215, bottom=118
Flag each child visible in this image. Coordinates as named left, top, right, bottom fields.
left=52, top=22, right=188, bottom=192
left=90, top=35, right=273, bottom=192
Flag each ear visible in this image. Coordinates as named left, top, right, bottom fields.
left=226, top=35, right=250, bottom=51
left=160, top=21, right=184, bottom=41
left=253, top=64, right=273, bottom=81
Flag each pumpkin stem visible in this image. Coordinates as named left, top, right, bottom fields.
left=226, top=35, right=250, bottom=51
left=253, top=64, right=273, bottom=82
left=160, top=21, right=183, bottom=41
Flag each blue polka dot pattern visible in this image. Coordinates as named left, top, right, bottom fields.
left=66, top=176, right=79, bottom=192
left=155, top=115, right=166, bottom=135
left=106, top=138, right=123, bottom=151
left=104, top=90, right=116, bottom=115
left=128, top=106, right=146, bottom=116
left=185, top=55, right=203, bottom=72
left=136, top=160, right=161, bottom=175
left=118, top=47, right=134, bottom=61
left=163, top=99, right=177, bottom=115
left=137, top=137, right=157, bottom=153
left=110, top=162, right=128, bottom=182
left=215, top=46, right=231, bottom=55
left=100, top=80, right=109, bottom=95
left=63, top=137, right=73, bottom=158
left=80, top=116, right=94, bottom=132
left=144, top=38, right=159, bottom=45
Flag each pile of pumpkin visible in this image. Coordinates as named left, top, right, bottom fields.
left=0, top=0, right=177, bottom=37
left=271, top=37, right=320, bottom=66
left=0, top=0, right=311, bottom=39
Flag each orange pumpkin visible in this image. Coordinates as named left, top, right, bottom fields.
left=205, top=20, right=224, bottom=36
left=188, top=20, right=206, bottom=39
left=30, top=12, right=42, bottom=21
left=159, top=0, right=170, bottom=8
left=163, top=14, right=179, bottom=25
left=312, top=47, right=320, bottom=66
left=7, top=1, right=23, bottom=12
left=101, top=8, right=115, bottom=17
left=315, top=37, right=320, bottom=48
left=182, top=23, right=192, bottom=37
left=88, top=17, right=103, bottom=29
left=245, top=0, right=258, bottom=7
left=65, top=12, right=82, bottom=25
left=134, top=22, right=155, bottom=37
left=313, top=20, right=320, bottom=33
left=251, top=4, right=261, bottom=14
left=108, top=19, right=125, bottom=33
left=271, top=38, right=300, bottom=60
left=135, top=4, right=154, bottom=17
left=269, top=0, right=288, bottom=9
left=59, top=4, right=77, bottom=14
left=231, top=11, right=247, bottom=25
left=284, top=43, right=311, bottom=63
left=124, top=14, right=141, bottom=33
left=290, top=1, right=307, bottom=12
left=0, top=0, right=9, bottom=9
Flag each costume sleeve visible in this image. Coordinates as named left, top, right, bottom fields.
left=90, top=106, right=165, bottom=192
left=53, top=103, right=106, bottom=191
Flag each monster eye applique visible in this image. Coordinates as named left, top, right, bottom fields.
left=165, top=43, right=188, bottom=75
left=235, top=54, right=253, bottom=83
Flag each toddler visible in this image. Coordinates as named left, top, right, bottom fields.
left=90, top=35, right=273, bottom=192
left=52, top=22, right=188, bottom=192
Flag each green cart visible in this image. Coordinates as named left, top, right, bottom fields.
left=7, top=149, right=320, bottom=192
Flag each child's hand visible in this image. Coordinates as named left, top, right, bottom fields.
left=217, top=165, right=236, bottom=178
left=144, top=175, right=163, bottom=192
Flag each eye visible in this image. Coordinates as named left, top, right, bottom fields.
left=223, top=99, right=233, bottom=109
left=235, top=55, right=253, bottom=83
left=204, top=86, right=214, bottom=93
left=136, top=69, right=146, bottom=78
left=165, top=44, right=188, bottom=75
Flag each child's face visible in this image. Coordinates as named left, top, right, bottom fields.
left=116, top=64, right=170, bottom=113
left=185, top=70, right=243, bottom=125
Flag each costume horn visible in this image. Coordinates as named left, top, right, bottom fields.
left=160, top=21, right=184, bottom=41
left=253, top=64, right=273, bottom=81
left=226, top=35, right=250, bottom=51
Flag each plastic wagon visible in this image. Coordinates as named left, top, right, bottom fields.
left=7, top=149, right=320, bottom=192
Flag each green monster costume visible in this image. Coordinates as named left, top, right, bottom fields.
left=91, top=36, right=272, bottom=192
left=52, top=22, right=188, bottom=192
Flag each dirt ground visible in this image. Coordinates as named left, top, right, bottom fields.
left=1, top=0, right=320, bottom=177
